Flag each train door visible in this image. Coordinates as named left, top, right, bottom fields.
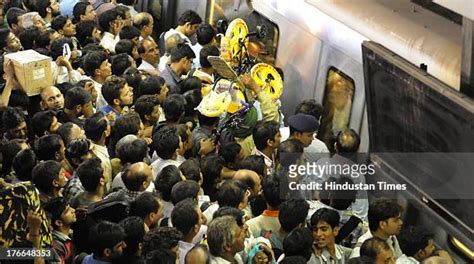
left=314, top=44, right=367, bottom=152
left=317, top=67, right=355, bottom=152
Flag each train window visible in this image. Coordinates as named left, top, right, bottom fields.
left=206, top=1, right=279, bottom=64
left=317, top=67, right=355, bottom=151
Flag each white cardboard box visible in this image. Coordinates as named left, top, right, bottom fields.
left=5, top=50, right=53, bottom=96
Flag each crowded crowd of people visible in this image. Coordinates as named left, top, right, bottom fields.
left=0, top=0, right=457, bottom=263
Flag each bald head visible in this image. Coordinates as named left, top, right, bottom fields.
left=335, top=128, right=360, bottom=153
left=133, top=12, right=153, bottom=29
left=185, top=245, right=210, bottom=264
left=122, top=162, right=152, bottom=191
left=138, top=38, right=160, bottom=65
left=423, top=256, right=450, bottom=264
left=360, top=237, right=393, bottom=263
left=234, top=169, right=261, bottom=197
left=40, top=86, right=64, bottom=111
left=133, top=12, right=153, bottom=38
left=165, top=33, right=184, bottom=55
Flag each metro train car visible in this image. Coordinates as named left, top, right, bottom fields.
left=149, top=0, right=473, bottom=262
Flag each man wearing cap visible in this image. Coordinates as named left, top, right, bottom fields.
left=287, top=113, right=320, bottom=148
left=285, top=113, right=323, bottom=199
left=43, top=197, right=77, bottom=264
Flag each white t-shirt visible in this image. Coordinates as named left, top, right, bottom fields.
left=164, top=29, right=191, bottom=44
left=280, top=126, right=330, bottom=154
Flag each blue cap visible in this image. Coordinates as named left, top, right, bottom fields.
left=287, top=113, right=319, bottom=132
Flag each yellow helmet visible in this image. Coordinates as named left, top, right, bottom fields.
left=251, top=63, right=283, bottom=101
left=227, top=89, right=246, bottom=114
left=212, top=79, right=246, bottom=114
left=221, top=18, right=249, bottom=63
left=196, top=90, right=231, bottom=118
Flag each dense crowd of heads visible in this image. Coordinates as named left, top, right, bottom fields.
left=0, top=2, right=456, bottom=264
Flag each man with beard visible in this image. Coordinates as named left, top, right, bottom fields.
left=310, top=208, right=352, bottom=263
left=5, top=7, right=25, bottom=37
left=31, top=0, right=61, bottom=28
left=0, top=28, right=22, bottom=53
left=1, top=107, right=28, bottom=142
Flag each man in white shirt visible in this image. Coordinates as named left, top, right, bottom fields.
left=151, top=126, right=183, bottom=180
left=310, top=208, right=352, bottom=264
left=246, top=175, right=282, bottom=238
left=306, top=179, right=367, bottom=249
left=49, top=25, right=83, bottom=85
left=98, top=8, right=123, bottom=53
left=84, top=110, right=111, bottom=162
left=171, top=198, right=205, bottom=264
left=281, top=113, right=322, bottom=174
left=192, top=45, right=218, bottom=86
left=159, top=33, right=185, bottom=72
left=350, top=198, right=404, bottom=260
left=82, top=50, right=111, bottom=109
left=396, top=226, right=454, bottom=264
left=164, top=10, right=202, bottom=44
left=137, top=38, right=160, bottom=76
left=302, top=128, right=369, bottom=221
left=358, top=237, right=396, bottom=264
left=191, top=23, right=216, bottom=68
left=280, top=100, right=329, bottom=158
left=251, top=120, right=281, bottom=176
left=208, top=216, right=246, bottom=264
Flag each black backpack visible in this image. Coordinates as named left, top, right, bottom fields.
left=71, top=192, right=130, bottom=253
left=335, top=215, right=362, bottom=245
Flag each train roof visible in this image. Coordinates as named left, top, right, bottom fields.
left=254, top=0, right=462, bottom=89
